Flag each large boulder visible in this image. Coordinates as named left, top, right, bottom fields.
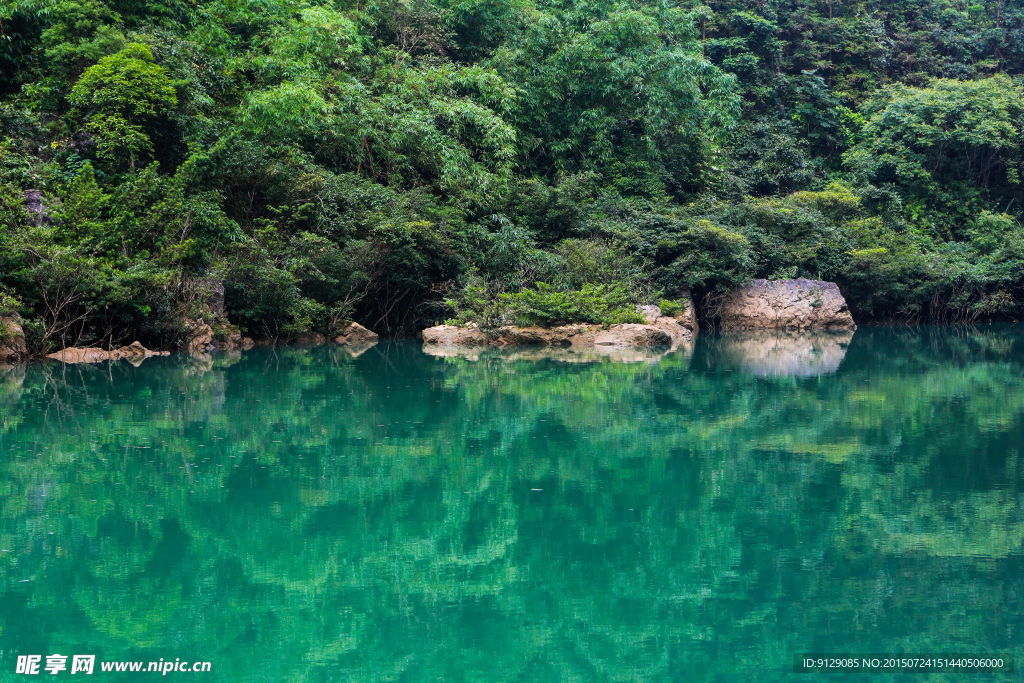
left=182, top=318, right=215, bottom=351
left=0, top=316, right=28, bottom=361
left=716, top=279, right=855, bottom=331
left=335, top=322, right=379, bottom=347
left=649, top=316, right=696, bottom=346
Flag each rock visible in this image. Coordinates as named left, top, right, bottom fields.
left=47, top=347, right=111, bottom=363
left=421, top=317, right=695, bottom=351
left=0, top=316, right=28, bottom=361
left=183, top=318, right=215, bottom=352
left=334, top=322, right=379, bottom=346
left=673, top=291, right=699, bottom=332
left=48, top=342, right=169, bottom=364
left=716, top=279, right=855, bottom=331
left=650, top=316, right=696, bottom=346
left=636, top=305, right=662, bottom=324
left=178, top=318, right=249, bottom=352
left=109, top=341, right=147, bottom=359
left=23, top=189, right=53, bottom=225
left=210, top=323, right=242, bottom=350
left=108, top=341, right=163, bottom=360
left=594, top=324, right=673, bottom=348
left=240, top=337, right=255, bottom=350
left=422, top=324, right=490, bottom=346
left=494, top=326, right=573, bottom=346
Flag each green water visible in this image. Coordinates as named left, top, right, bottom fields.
left=1, top=327, right=1023, bottom=681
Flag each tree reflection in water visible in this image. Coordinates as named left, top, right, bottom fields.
left=1, top=326, right=1023, bottom=680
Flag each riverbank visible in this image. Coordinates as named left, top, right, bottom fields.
left=422, top=278, right=856, bottom=352
left=0, top=317, right=381, bottom=365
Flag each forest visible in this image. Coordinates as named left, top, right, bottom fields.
left=1, top=0, right=1023, bottom=347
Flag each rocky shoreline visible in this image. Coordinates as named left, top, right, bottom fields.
left=423, top=306, right=697, bottom=351
left=422, top=278, right=855, bottom=350
left=0, top=278, right=857, bottom=365
left=0, top=316, right=380, bottom=365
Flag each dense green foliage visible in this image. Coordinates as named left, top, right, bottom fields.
left=2, top=0, right=1024, bottom=345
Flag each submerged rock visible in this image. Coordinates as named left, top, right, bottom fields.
left=716, top=279, right=855, bottom=331
left=0, top=316, right=28, bottom=361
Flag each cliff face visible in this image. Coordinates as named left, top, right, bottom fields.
left=715, top=279, right=856, bottom=331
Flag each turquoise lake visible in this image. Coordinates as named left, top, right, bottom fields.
left=1, top=327, right=1023, bottom=680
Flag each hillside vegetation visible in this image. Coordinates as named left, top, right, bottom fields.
left=1, top=0, right=1023, bottom=346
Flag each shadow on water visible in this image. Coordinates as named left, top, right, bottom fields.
left=2, top=326, right=1024, bottom=680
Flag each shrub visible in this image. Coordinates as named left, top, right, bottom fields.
left=446, top=281, right=646, bottom=328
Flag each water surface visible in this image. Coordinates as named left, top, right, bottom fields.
left=2, top=327, right=1023, bottom=680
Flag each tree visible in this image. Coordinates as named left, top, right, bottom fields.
left=69, top=42, right=177, bottom=167
left=490, top=2, right=739, bottom=196
left=844, top=75, right=1024, bottom=228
